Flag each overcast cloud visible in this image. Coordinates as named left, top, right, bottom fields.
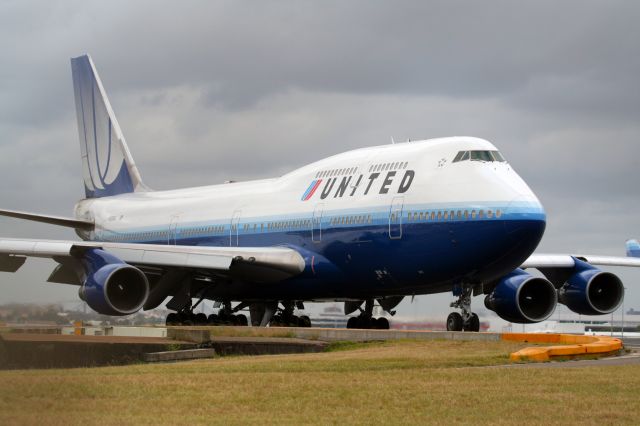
left=0, top=1, right=639, bottom=319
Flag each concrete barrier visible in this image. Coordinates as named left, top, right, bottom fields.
left=144, top=348, right=216, bottom=362
left=259, top=327, right=503, bottom=342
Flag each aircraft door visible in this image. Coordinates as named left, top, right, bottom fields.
left=389, top=196, right=404, bottom=239
left=168, top=215, right=180, bottom=245
left=230, top=210, right=241, bottom=246
left=312, top=203, right=324, bottom=243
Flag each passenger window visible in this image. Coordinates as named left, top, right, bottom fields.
left=487, top=210, right=493, bottom=219
left=496, top=209, right=502, bottom=218
left=444, top=211, right=449, bottom=220
left=437, top=212, right=442, bottom=220
left=471, top=210, right=477, bottom=219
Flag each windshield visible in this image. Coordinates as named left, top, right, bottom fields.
left=453, top=150, right=506, bottom=163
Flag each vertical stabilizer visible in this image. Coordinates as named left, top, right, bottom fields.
left=626, top=239, right=640, bottom=258
left=71, top=55, right=146, bottom=198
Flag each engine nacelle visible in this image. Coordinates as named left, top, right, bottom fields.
left=78, top=248, right=149, bottom=316
left=485, top=269, right=557, bottom=323
left=558, top=258, right=624, bottom=315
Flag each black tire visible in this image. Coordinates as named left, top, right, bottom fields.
left=235, top=314, right=249, bottom=326
left=376, top=317, right=390, bottom=330
left=446, top=312, right=463, bottom=331
left=359, top=317, right=371, bottom=329
left=177, top=312, right=189, bottom=325
left=464, top=313, right=480, bottom=332
left=194, top=313, right=207, bottom=325
left=166, top=313, right=178, bottom=326
left=299, top=315, right=312, bottom=327
left=207, top=314, right=219, bottom=325
left=347, top=316, right=358, bottom=329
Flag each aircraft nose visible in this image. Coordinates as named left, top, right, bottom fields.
left=504, top=195, right=546, bottom=250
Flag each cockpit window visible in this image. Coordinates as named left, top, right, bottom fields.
left=470, top=151, right=493, bottom=162
left=490, top=151, right=505, bottom=162
left=453, top=150, right=505, bottom=163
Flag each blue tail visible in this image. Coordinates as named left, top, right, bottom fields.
left=626, top=239, right=640, bottom=257
left=71, top=55, right=146, bottom=198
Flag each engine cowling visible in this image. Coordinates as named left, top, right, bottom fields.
left=558, top=258, right=624, bottom=315
left=485, top=269, right=557, bottom=323
left=78, top=248, right=149, bottom=316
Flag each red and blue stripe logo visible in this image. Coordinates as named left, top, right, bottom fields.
left=301, top=179, right=322, bottom=201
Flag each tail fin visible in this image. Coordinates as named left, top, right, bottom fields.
left=626, top=239, right=640, bottom=257
left=71, top=55, right=146, bottom=198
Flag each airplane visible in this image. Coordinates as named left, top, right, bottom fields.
left=1, top=54, right=640, bottom=331
left=627, top=240, right=640, bottom=258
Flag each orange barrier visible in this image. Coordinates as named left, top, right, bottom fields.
left=504, top=333, right=623, bottom=362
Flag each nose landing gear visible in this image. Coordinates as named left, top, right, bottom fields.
left=447, top=285, right=480, bottom=332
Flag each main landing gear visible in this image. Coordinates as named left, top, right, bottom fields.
left=270, top=301, right=312, bottom=327
left=446, top=285, right=480, bottom=332
left=166, top=301, right=249, bottom=326
left=346, top=299, right=390, bottom=330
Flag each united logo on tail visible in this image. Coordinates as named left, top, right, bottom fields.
left=71, top=55, right=146, bottom=199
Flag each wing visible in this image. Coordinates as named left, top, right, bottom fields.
left=521, top=253, right=640, bottom=294
left=522, top=254, right=640, bottom=269
left=0, top=237, right=305, bottom=284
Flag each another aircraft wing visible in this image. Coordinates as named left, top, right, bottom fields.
left=0, top=209, right=94, bottom=230
left=0, top=238, right=305, bottom=284
left=522, top=254, right=640, bottom=269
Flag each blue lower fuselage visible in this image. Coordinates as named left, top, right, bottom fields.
left=104, top=203, right=546, bottom=302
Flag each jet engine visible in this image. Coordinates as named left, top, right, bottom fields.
left=558, top=258, right=624, bottom=315
left=78, top=248, right=149, bottom=316
left=485, top=269, right=557, bottom=323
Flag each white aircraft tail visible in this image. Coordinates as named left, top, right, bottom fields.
left=71, top=54, right=146, bottom=198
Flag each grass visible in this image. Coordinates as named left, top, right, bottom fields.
left=0, top=339, right=639, bottom=425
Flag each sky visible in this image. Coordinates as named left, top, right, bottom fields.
left=0, top=1, right=639, bottom=322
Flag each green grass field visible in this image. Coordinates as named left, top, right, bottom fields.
left=0, top=340, right=638, bottom=425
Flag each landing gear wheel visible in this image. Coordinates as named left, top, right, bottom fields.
left=299, top=315, right=311, bottom=327
left=207, top=314, right=219, bottom=324
left=376, top=317, right=390, bottom=330
left=463, top=313, right=480, bottom=332
left=347, top=317, right=358, bottom=329
left=194, top=313, right=207, bottom=325
left=235, top=314, right=249, bottom=326
left=166, top=313, right=179, bottom=326
left=446, top=312, right=463, bottom=331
